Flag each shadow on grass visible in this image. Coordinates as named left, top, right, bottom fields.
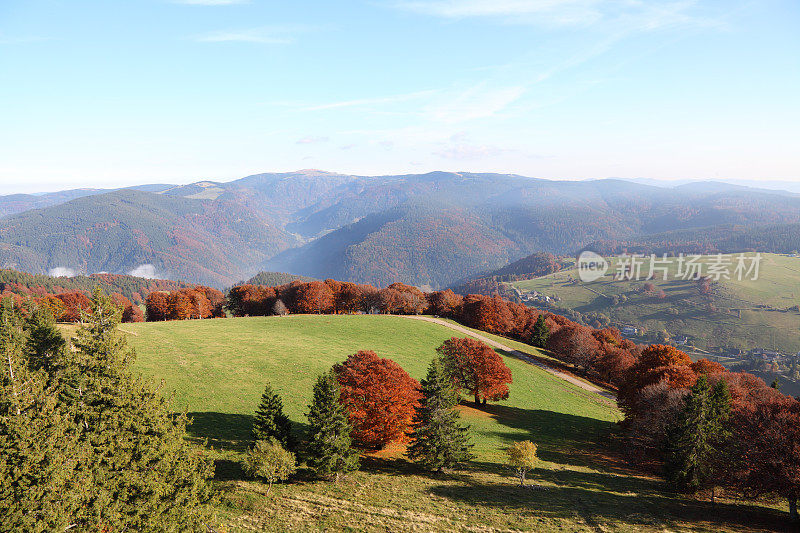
left=429, top=469, right=790, bottom=532
left=186, top=412, right=254, bottom=453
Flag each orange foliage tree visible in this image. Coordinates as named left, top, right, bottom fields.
left=294, top=281, right=335, bottom=314
left=436, top=337, right=512, bottom=405
left=333, top=350, right=422, bottom=449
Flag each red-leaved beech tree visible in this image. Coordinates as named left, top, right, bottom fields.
left=55, top=291, right=93, bottom=322
left=294, top=281, right=335, bottom=314
left=733, top=395, right=800, bottom=519
left=111, top=293, right=144, bottom=323
left=333, top=350, right=422, bottom=449
left=619, top=344, right=697, bottom=415
left=436, top=337, right=512, bottom=405
left=546, top=325, right=600, bottom=370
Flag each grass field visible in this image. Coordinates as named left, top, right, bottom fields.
left=115, top=314, right=788, bottom=532
left=511, top=253, right=800, bottom=354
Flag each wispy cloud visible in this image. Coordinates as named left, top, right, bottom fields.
left=392, top=0, right=703, bottom=30
left=296, top=136, right=330, bottom=145
left=427, top=84, right=525, bottom=123
left=0, top=33, right=49, bottom=45
left=301, top=90, right=438, bottom=111
left=175, top=0, right=248, bottom=5
left=194, top=25, right=307, bottom=44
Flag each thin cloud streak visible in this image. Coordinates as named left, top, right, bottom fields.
left=301, top=90, right=438, bottom=111
left=194, top=25, right=310, bottom=44
left=175, top=0, right=248, bottom=5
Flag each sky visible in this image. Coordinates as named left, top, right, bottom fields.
left=0, top=0, right=798, bottom=194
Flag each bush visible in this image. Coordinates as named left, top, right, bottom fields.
left=243, top=439, right=296, bottom=493
left=506, top=441, right=538, bottom=486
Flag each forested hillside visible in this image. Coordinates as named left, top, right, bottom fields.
left=0, top=268, right=187, bottom=303
left=3, top=172, right=800, bottom=288
left=0, top=189, right=296, bottom=287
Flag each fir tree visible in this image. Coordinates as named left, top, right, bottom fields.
left=25, top=304, right=67, bottom=377
left=664, top=375, right=731, bottom=493
left=65, top=288, right=217, bottom=531
left=407, top=358, right=473, bottom=472
left=530, top=314, right=550, bottom=348
left=305, top=371, right=359, bottom=480
left=253, top=382, right=294, bottom=450
left=0, top=298, right=87, bottom=531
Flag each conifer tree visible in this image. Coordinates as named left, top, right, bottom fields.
left=407, top=358, right=473, bottom=471
left=664, top=375, right=731, bottom=493
left=305, top=371, right=359, bottom=480
left=253, top=381, right=294, bottom=450
left=530, top=314, right=550, bottom=348
left=65, top=288, right=217, bottom=531
left=0, top=298, right=86, bottom=531
left=25, top=304, right=67, bottom=377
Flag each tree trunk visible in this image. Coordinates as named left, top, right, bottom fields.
left=789, top=494, right=798, bottom=521
left=474, top=394, right=480, bottom=406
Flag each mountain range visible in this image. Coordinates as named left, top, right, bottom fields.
left=2, top=170, right=800, bottom=288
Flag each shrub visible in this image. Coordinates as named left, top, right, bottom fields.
left=243, top=439, right=296, bottom=493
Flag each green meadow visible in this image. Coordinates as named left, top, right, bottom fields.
left=115, top=314, right=787, bottom=531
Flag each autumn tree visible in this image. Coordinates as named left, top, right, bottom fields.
left=305, top=372, right=359, bottom=479
left=294, top=281, right=335, bottom=314
left=145, top=291, right=170, bottom=321
left=734, top=394, right=800, bottom=520
left=334, top=350, right=421, bottom=449
left=427, top=289, right=463, bottom=317
left=272, top=299, right=288, bottom=316
left=506, top=441, right=538, bottom=487
left=55, top=291, right=92, bottom=322
left=620, top=344, right=697, bottom=415
left=436, top=337, right=512, bottom=405
left=546, top=325, right=599, bottom=370
left=406, top=358, right=473, bottom=471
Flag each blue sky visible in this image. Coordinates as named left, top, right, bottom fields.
left=0, top=0, right=798, bottom=193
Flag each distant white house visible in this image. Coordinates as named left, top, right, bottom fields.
left=621, top=326, right=638, bottom=336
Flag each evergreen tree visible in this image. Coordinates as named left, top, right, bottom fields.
left=664, top=375, right=731, bottom=493
left=65, top=288, right=217, bottom=531
left=305, top=371, right=359, bottom=480
left=253, top=382, right=294, bottom=450
left=25, top=304, right=67, bottom=377
left=0, top=298, right=87, bottom=531
left=407, top=358, right=473, bottom=471
left=530, top=314, right=550, bottom=348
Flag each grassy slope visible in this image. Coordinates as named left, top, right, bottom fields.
left=120, top=315, right=785, bottom=532
left=511, top=253, right=800, bottom=354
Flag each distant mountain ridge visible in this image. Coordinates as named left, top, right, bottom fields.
left=2, top=171, right=800, bottom=288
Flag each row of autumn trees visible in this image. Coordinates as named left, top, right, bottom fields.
left=0, top=290, right=215, bottom=531
left=0, top=290, right=146, bottom=324
left=243, top=336, right=513, bottom=489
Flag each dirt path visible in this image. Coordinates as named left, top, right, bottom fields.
left=402, top=315, right=617, bottom=402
